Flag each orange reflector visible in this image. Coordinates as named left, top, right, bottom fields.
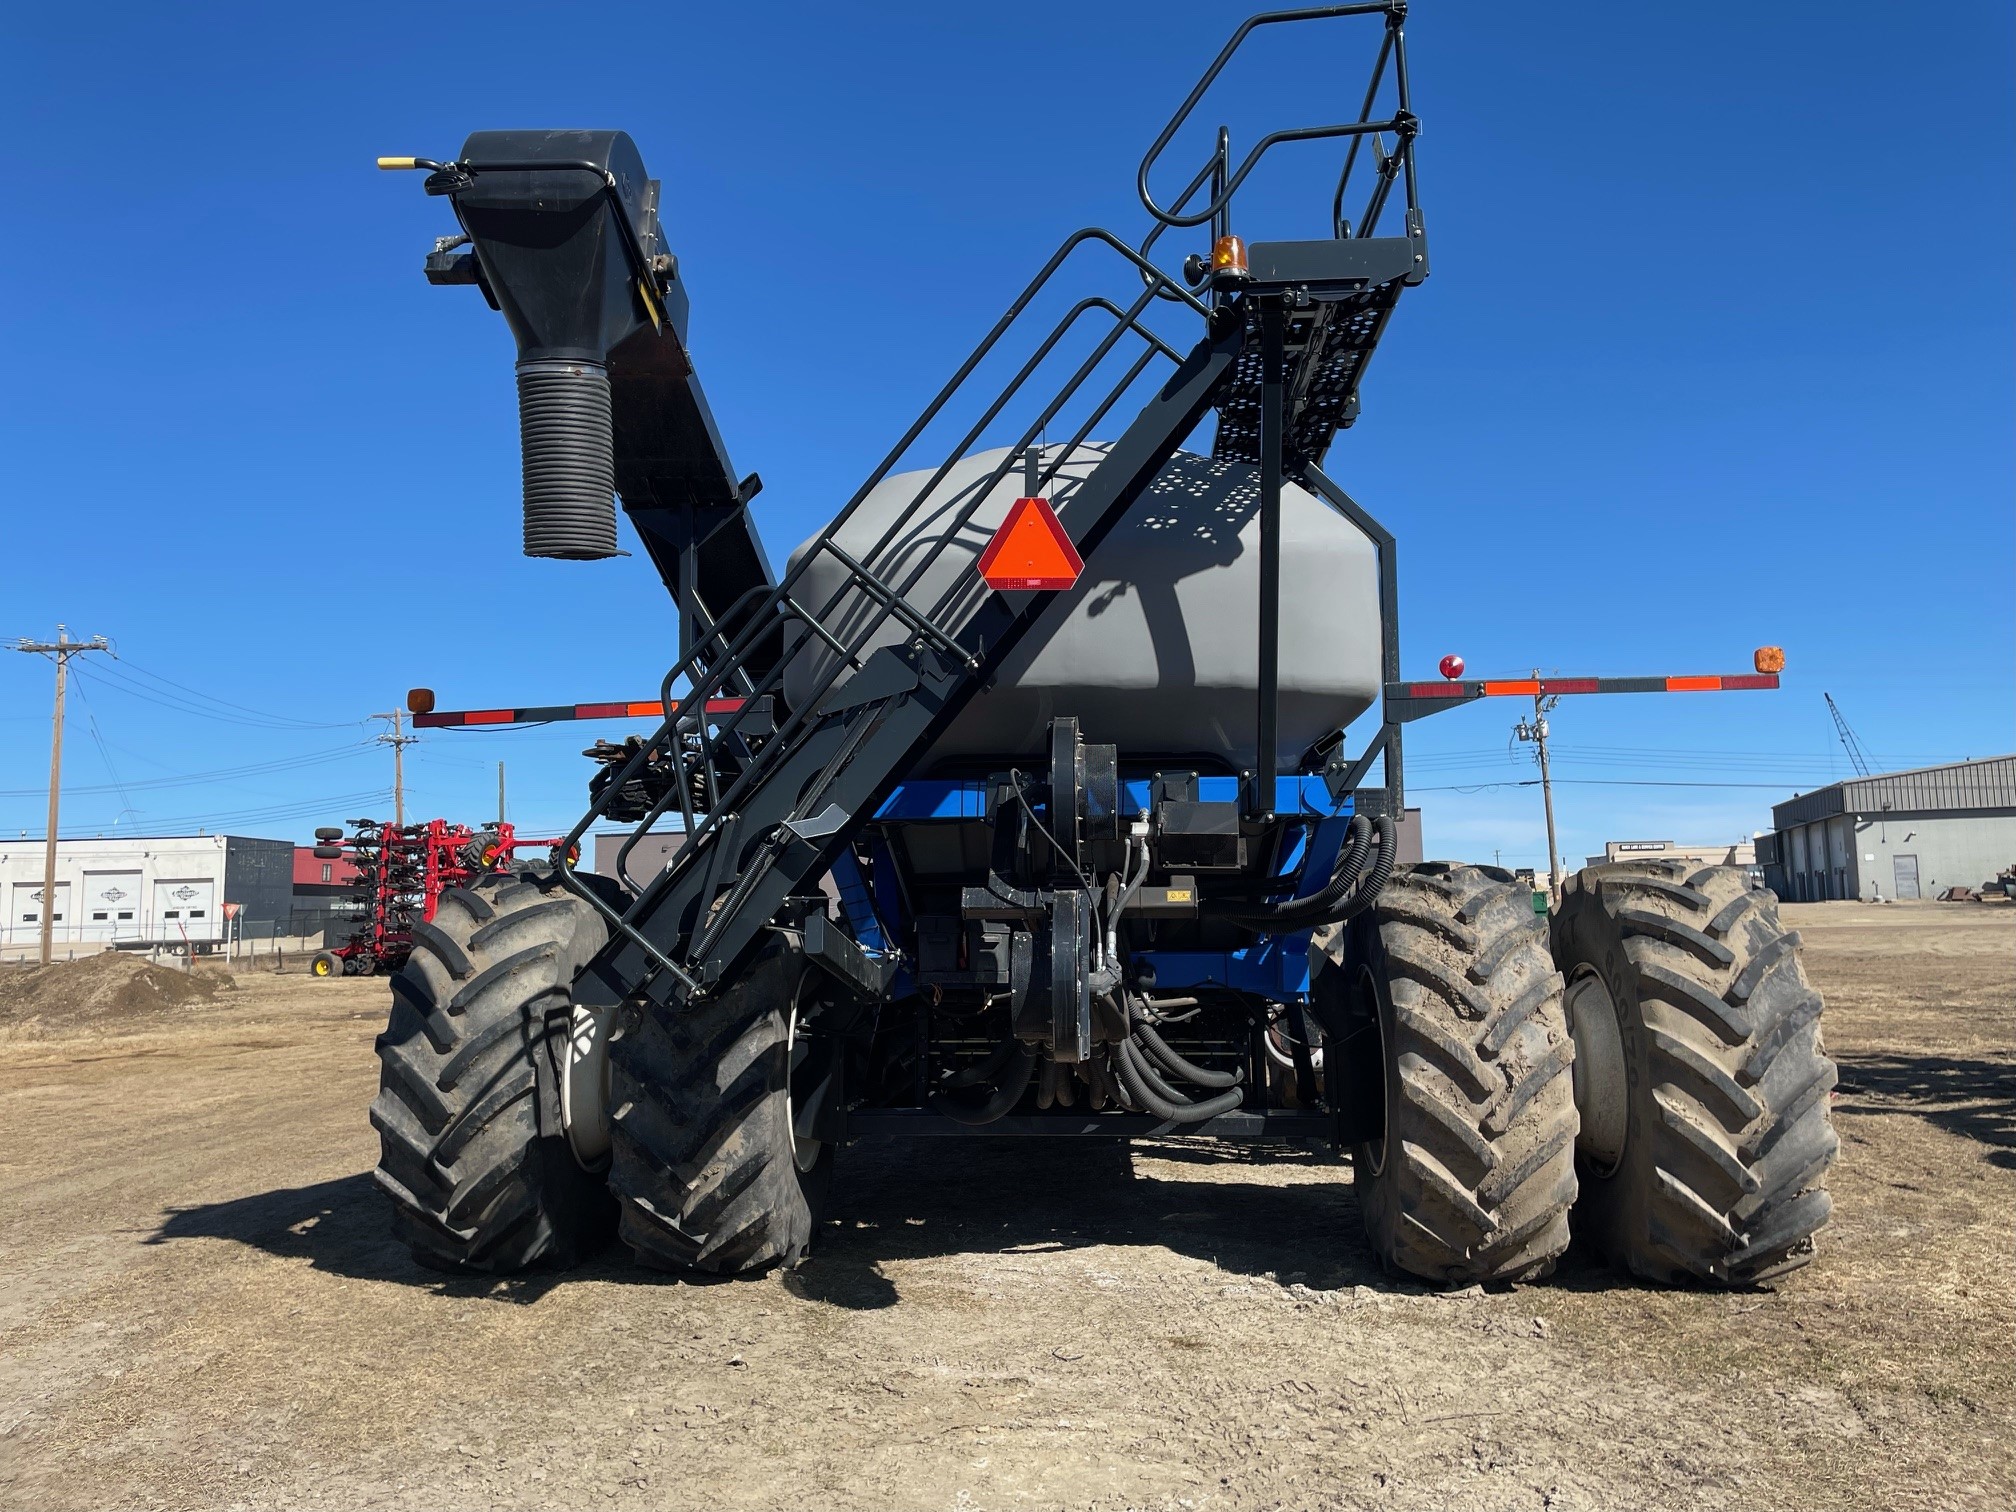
left=1666, top=676, right=1721, bottom=692
left=1753, top=645, right=1786, bottom=674
left=407, top=686, right=436, bottom=715
left=1483, top=679, right=1541, bottom=697
left=977, top=497, right=1084, bottom=592
left=1212, top=234, right=1249, bottom=277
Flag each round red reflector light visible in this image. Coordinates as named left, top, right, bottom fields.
left=1439, top=654, right=1466, bottom=680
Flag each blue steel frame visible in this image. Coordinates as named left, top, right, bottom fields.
left=830, top=775, right=1355, bottom=1003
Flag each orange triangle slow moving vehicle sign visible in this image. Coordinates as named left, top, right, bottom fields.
left=975, top=496, right=1085, bottom=592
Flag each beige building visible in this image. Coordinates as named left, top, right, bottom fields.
left=1583, top=838, right=1757, bottom=872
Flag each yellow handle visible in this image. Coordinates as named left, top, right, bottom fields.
left=376, top=156, right=420, bottom=170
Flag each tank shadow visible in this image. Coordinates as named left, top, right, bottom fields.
left=782, top=1137, right=1378, bottom=1311
left=149, top=1139, right=1649, bottom=1308
left=1833, top=1050, right=2016, bottom=1169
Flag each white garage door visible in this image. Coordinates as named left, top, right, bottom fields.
left=8, top=881, right=71, bottom=946
left=153, top=878, right=218, bottom=942
left=81, top=870, right=143, bottom=943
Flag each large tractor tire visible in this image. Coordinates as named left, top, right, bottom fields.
left=1325, top=863, right=1579, bottom=1285
left=370, top=869, right=616, bottom=1272
left=1550, top=862, right=1837, bottom=1286
left=607, top=946, right=833, bottom=1276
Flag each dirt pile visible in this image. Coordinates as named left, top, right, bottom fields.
left=0, top=950, right=234, bottom=1032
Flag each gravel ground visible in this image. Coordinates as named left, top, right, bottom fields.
left=0, top=902, right=2009, bottom=1510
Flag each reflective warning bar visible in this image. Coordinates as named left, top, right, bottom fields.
left=414, top=697, right=750, bottom=729
left=1386, top=673, right=1779, bottom=724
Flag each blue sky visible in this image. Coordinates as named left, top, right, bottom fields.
left=3, top=1, right=2010, bottom=869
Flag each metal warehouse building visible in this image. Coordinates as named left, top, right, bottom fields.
left=1758, top=756, right=2016, bottom=901
left=0, top=835, right=295, bottom=952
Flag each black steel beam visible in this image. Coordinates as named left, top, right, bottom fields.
left=1302, top=464, right=1403, bottom=810
left=843, top=1108, right=1335, bottom=1140
left=1251, top=300, right=1285, bottom=817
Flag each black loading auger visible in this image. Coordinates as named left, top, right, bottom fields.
left=370, top=0, right=1836, bottom=1292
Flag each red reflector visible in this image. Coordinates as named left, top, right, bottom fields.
left=977, top=497, right=1084, bottom=591
left=702, top=698, right=746, bottom=714
left=464, top=709, right=516, bottom=724
left=1407, top=682, right=1470, bottom=698
left=574, top=702, right=628, bottom=719
left=1666, top=676, right=1721, bottom=692
left=1542, top=678, right=1600, bottom=695
left=1720, top=674, right=1779, bottom=690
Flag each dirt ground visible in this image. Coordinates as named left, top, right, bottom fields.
left=0, top=902, right=2009, bottom=1511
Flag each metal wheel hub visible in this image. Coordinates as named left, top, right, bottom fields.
left=786, top=983, right=823, bottom=1174
left=1353, top=962, right=1390, bottom=1177
left=1564, top=965, right=1628, bottom=1175
left=559, top=1003, right=613, bottom=1170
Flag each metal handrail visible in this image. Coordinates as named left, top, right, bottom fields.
left=551, top=238, right=1201, bottom=976
left=1137, top=2, right=1413, bottom=232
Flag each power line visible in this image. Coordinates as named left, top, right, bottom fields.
left=1413, top=777, right=1803, bottom=793
left=66, top=675, right=141, bottom=826
left=0, top=728, right=377, bottom=797
left=102, top=650, right=364, bottom=730
left=75, top=658, right=366, bottom=732
left=37, top=788, right=398, bottom=836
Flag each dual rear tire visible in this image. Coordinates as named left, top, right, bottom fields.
left=1324, top=864, right=1579, bottom=1285
left=1329, top=860, right=1836, bottom=1288
left=371, top=885, right=827, bottom=1278
left=370, top=871, right=616, bottom=1271
left=605, top=946, right=833, bottom=1274
left=1550, top=861, right=1837, bottom=1285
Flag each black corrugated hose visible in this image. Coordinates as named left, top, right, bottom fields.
left=1200, top=812, right=1396, bottom=929
left=929, top=1041, right=1037, bottom=1125
left=518, top=359, right=619, bottom=560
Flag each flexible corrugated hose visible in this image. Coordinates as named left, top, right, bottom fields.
left=517, top=359, right=618, bottom=560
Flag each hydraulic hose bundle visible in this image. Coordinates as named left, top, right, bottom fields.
left=1201, top=811, right=1397, bottom=930
left=1108, top=992, right=1244, bottom=1124
left=925, top=812, right=1393, bottom=1128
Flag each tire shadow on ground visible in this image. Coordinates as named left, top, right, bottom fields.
left=146, top=1140, right=1386, bottom=1306
left=148, top=1172, right=612, bottom=1304
left=1833, top=1050, right=2016, bottom=1169
left=148, top=1138, right=1644, bottom=1309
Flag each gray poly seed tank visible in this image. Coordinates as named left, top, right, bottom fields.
left=784, top=444, right=1381, bottom=772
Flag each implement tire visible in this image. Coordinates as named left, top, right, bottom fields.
left=1550, top=862, right=1837, bottom=1286
left=370, top=870, right=615, bottom=1272
left=1339, top=863, right=1579, bottom=1285
left=607, top=946, right=832, bottom=1276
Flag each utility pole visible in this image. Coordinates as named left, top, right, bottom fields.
left=372, top=709, right=418, bottom=828
left=1514, top=669, right=1563, bottom=896
left=12, top=627, right=111, bottom=965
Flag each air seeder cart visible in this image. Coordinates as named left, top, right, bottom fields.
left=370, top=4, right=1835, bottom=1287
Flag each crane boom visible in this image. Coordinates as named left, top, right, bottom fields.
left=1824, top=691, right=1872, bottom=777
